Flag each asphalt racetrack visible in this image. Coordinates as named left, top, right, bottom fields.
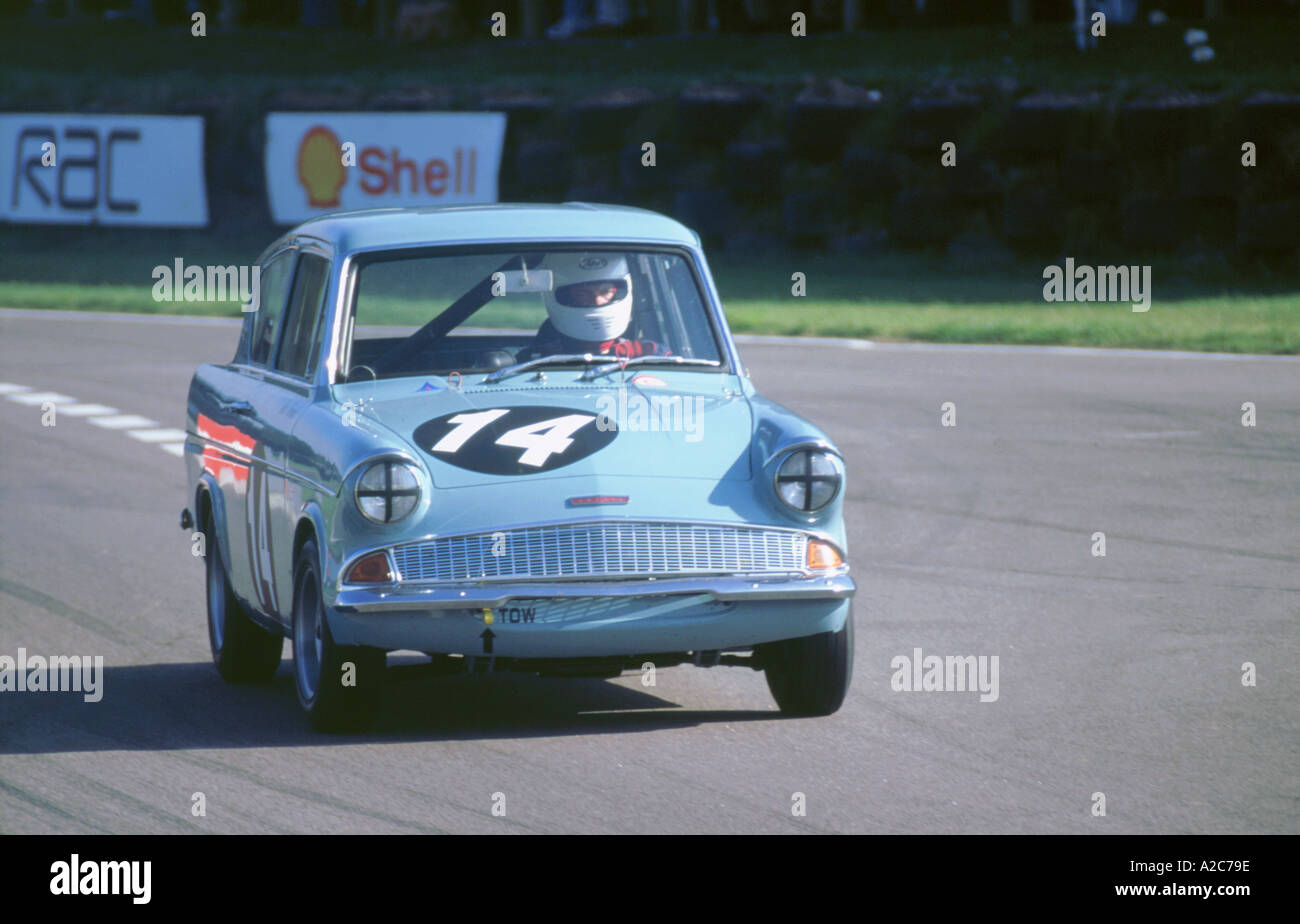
left=1, top=309, right=1296, bottom=834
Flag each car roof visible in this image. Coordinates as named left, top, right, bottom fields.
left=274, top=203, right=700, bottom=257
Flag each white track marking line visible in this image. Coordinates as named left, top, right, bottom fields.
left=0, top=308, right=242, bottom=328
left=4, top=381, right=186, bottom=461
left=127, top=428, right=188, bottom=443
left=727, top=334, right=1300, bottom=361
left=88, top=414, right=159, bottom=429
left=55, top=403, right=120, bottom=417
left=7, top=391, right=79, bottom=406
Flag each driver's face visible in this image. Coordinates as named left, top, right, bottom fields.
left=592, top=284, right=620, bottom=306
left=566, top=281, right=620, bottom=306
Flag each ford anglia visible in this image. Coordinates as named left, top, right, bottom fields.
left=182, top=203, right=855, bottom=730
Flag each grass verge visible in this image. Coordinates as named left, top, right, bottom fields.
left=3, top=250, right=1295, bottom=354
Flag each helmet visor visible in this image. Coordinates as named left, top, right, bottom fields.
left=553, top=279, right=629, bottom=308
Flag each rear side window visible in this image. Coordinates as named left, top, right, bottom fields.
left=276, top=254, right=330, bottom=378
left=249, top=253, right=294, bottom=366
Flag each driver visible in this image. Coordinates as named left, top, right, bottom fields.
left=524, top=252, right=669, bottom=360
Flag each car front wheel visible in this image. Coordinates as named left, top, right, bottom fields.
left=292, top=538, right=384, bottom=732
left=205, top=520, right=282, bottom=683
left=759, top=605, right=854, bottom=717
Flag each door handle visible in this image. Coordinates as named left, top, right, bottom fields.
left=219, top=399, right=255, bottom=416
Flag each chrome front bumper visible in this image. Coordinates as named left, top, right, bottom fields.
left=333, top=571, right=855, bottom=614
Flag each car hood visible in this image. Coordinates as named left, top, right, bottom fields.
left=341, top=377, right=753, bottom=488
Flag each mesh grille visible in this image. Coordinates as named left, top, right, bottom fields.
left=389, top=521, right=807, bottom=583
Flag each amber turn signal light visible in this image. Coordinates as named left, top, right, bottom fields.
left=806, top=539, right=844, bottom=571
left=346, top=551, right=392, bottom=583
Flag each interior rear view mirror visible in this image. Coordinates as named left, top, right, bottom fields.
left=492, top=269, right=554, bottom=295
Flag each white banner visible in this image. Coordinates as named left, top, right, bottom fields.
left=0, top=114, right=207, bottom=226
left=264, top=112, right=506, bottom=225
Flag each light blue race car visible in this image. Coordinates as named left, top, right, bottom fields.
left=182, top=203, right=854, bottom=731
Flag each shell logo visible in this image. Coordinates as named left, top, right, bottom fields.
left=296, top=125, right=345, bottom=208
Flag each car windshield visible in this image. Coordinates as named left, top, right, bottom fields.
left=343, top=247, right=726, bottom=382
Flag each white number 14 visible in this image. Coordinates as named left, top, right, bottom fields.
left=430, top=409, right=596, bottom=467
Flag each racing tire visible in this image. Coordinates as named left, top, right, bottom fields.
left=205, top=518, right=283, bottom=683
left=292, top=539, right=384, bottom=732
left=760, top=605, right=853, bottom=717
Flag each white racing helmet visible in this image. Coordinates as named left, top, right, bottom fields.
left=542, top=252, right=634, bottom=341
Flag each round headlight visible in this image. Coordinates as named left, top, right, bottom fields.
left=775, top=450, right=842, bottom=513
left=355, top=460, right=421, bottom=524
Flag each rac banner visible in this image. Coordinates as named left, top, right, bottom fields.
left=0, top=114, right=208, bottom=226
left=265, top=112, right=506, bottom=225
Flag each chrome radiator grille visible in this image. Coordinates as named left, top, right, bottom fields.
left=389, top=521, right=808, bottom=583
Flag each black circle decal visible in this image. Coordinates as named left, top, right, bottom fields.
left=413, top=405, right=618, bottom=475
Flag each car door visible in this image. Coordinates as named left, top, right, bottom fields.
left=258, top=250, right=332, bottom=625
left=199, top=248, right=296, bottom=617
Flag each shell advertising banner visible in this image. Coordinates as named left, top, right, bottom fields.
left=264, top=112, right=506, bottom=224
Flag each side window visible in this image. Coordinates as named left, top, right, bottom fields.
left=658, top=254, right=720, bottom=361
left=249, top=253, right=295, bottom=366
left=275, top=254, right=330, bottom=378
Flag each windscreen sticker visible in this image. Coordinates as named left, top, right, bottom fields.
left=413, top=406, right=616, bottom=475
